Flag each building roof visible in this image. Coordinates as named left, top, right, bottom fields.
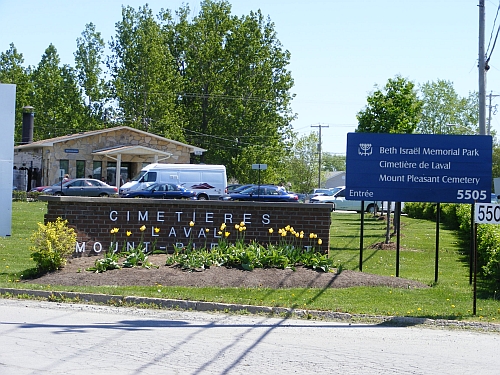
left=14, top=125, right=206, bottom=153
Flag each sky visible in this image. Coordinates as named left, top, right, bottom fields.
left=1, top=0, right=500, bottom=154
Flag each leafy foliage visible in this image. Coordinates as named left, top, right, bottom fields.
left=86, top=251, right=121, bottom=273
left=29, top=217, right=77, bottom=273
left=165, top=241, right=337, bottom=273
left=356, top=75, right=422, bottom=134
left=417, top=80, right=478, bottom=135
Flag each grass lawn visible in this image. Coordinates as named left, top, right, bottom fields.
left=1, top=201, right=500, bottom=322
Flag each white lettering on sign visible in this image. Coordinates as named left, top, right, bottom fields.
left=349, top=189, right=374, bottom=198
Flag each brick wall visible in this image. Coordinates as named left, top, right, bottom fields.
left=42, top=196, right=332, bottom=256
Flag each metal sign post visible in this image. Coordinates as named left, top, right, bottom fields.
left=251, top=164, right=267, bottom=190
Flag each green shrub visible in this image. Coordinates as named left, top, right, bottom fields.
left=12, top=190, right=27, bottom=202
left=30, top=217, right=77, bottom=273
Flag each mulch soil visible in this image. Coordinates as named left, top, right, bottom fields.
left=27, top=254, right=429, bottom=289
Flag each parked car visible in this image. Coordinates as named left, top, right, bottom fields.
left=42, top=178, right=118, bottom=197
left=310, top=186, right=381, bottom=213
left=307, top=188, right=332, bottom=201
left=225, top=184, right=242, bottom=193
left=220, top=184, right=256, bottom=199
left=120, top=183, right=196, bottom=199
left=221, top=185, right=299, bottom=202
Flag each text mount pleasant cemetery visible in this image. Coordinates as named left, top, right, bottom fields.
left=345, top=133, right=492, bottom=203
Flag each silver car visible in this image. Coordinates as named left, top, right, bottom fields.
left=42, top=178, right=118, bottom=197
left=310, top=186, right=380, bottom=213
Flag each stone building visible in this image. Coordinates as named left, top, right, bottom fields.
left=13, top=126, right=205, bottom=189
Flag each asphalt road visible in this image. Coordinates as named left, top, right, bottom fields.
left=1, top=298, right=499, bottom=375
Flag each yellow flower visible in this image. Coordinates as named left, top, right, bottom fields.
left=281, top=231, right=287, bottom=237
left=318, top=238, right=323, bottom=245
left=189, top=221, right=195, bottom=227
left=110, top=228, right=119, bottom=234
left=268, top=228, right=274, bottom=234
left=240, top=221, right=245, bottom=227
left=140, top=225, right=146, bottom=232
left=154, top=227, right=160, bottom=233
left=220, top=223, right=226, bottom=230
left=309, top=233, right=315, bottom=239
left=295, top=233, right=299, bottom=238
left=239, top=227, right=244, bottom=232
left=235, top=224, right=240, bottom=229
left=300, top=233, right=304, bottom=239
left=205, top=228, right=210, bottom=233
left=126, top=231, right=132, bottom=237
left=285, top=225, right=291, bottom=231
left=224, top=231, right=230, bottom=237
left=218, top=231, right=222, bottom=235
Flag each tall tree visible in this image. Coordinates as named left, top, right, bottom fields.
left=30, top=44, right=86, bottom=139
left=108, top=5, right=184, bottom=139
left=417, top=80, right=478, bottom=135
left=0, top=43, right=33, bottom=143
left=168, top=0, right=295, bottom=179
left=74, top=22, right=108, bottom=127
left=357, top=75, right=422, bottom=134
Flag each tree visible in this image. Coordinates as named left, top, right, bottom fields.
left=417, top=80, right=478, bottom=135
left=108, top=5, right=185, bottom=139
left=167, top=0, right=295, bottom=180
left=0, top=43, right=33, bottom=143
left=30, top=44, right=86, bottom=139
left=279, top=132, right=324, bottom=193
left=356, top=75, right=422, bottom=134
left=322, top=153, right=346, bottom=172
left=74, top=23, right=108, bottom=127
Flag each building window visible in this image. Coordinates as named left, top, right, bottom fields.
left=59, top=160, right=69, bottom=180
left=76, top=160, right=85, bottom=178
left=93, top=161, right=102, bottom=181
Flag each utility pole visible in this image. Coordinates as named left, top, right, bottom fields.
left=311, top=123, right=329, bottom=187
left=479, top=0, right=487, bottom=136
left=487, top=91, right=499, bottom=135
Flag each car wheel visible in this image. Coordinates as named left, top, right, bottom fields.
left=54, top=192, right=63, bottom=196
left=197, top=194, right=208, bottom=200
left=98, top=193, right=109, bottom=197
left=135, top=195, right=145, bottom=199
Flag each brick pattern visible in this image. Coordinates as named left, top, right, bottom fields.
left=42, top=197, right=332, bottom=256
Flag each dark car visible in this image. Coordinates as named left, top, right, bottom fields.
left=120, top=183, right=196, bottom=199
left=221, top=185, right=299, bottom=202
left=42, top=178, right=118, bottom=197
left=220, top=184, right=256, bottom=200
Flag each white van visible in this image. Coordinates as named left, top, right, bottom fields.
left=119, top=163, right=227, bottom=200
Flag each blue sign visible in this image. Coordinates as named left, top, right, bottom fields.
left=64, top=148, right=79, bottom=153
left=345, top=133, right=492, bottom=203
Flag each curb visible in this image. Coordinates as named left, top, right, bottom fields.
left=1, top=287, right=499, bottom=332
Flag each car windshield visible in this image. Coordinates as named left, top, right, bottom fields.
left=239, top=186, right=257, bottom=194
left=330, top=187, right=343, bottom=195
left=145, top=184, right=160, bottom=191
left=131, top=171, right=147, bottom=182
